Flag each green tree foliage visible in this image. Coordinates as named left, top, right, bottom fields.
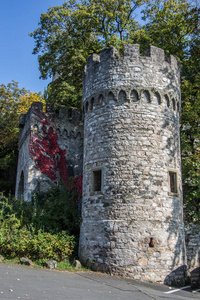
left=0, top=194, right=75, bottom=261
left=30, top=0, right=146, bottom=108
left=137, top=0, right=200, bottom=222
left=180, top=6, right=200, bottom=223
left=0, top=81, right=44, bottom=195
left=29, top=187, right=80, bottom=237
left=31, top=0, right=199, bottom=222
left=133, top=0, right=194, bottom=58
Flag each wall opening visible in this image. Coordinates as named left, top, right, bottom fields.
left=68, top=108, right=72, bottom=118
left=155, top=92, right=161, bottom=105
left=172, top=98, right=176, bottom=111
left=90, top=98, right=94, bottom=110
left=169, top=171, right=178, bottom=194
left=143, top=90, right=151, bottom=103
left=98, top=94, right=104, bottom=104
left=131, top=90, right=139, bottom=102
left=86, top=102, right=89, bottom=112
left=165, top=94, right=170, bottom=107
left=118, top=90, right=126, bottom=102
left=93, top=170, right=102, bottom=192
left=149, top=238, right=155, bottom=248
left=177, top=102, right=180, bottom=113
left=108, top=91, right=115, bottom=101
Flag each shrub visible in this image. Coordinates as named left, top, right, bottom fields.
left=0, top=227, right=75, bottom=261
left=0, top=193, right=76, bottom=261
left=31, top=186, right=80, bottom=236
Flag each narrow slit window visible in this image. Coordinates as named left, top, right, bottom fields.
left=169, top=171, right=178, bottom=194
left=93, top=170, right=102, bottom=192
left=68, top=108, right=72, bottom=118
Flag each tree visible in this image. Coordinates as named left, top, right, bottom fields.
left=0, top=81, right=45, bottom=195
left=30, top=0, right=146, bottom=108
left=31, top=0, right=200, bottom=222
left=132, top=0, right=195, bottom=58
left=180, top=5, right=200, bottom=223
left=181, top=73, right=200, bottom=222
left=137, top=0, right=200, bottom=223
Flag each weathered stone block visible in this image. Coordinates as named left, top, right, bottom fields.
left=20, top=257, right=33, bottom=266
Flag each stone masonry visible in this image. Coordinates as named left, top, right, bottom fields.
left=185, top=223, right=200, bottom=287
left=79, top=44, right=186, bottom=284
left=15, top=44, right=200, bottom=285
left=15, top=102, right=83, bottom=201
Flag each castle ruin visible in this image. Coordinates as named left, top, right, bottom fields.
left=15, top=44, right=199, bottom=285
left=15, top=103, right=83, bottom=201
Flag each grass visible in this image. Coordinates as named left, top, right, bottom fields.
left=1, top=256, right=88, bottom=272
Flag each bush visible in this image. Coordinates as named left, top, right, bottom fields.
left=0, top=228, right=75, bottom=261
left=3, top=186, right=81, bottom=236
left=31, top=186, right=81, bottom=236
left=0, top=191, right=77, bottom=261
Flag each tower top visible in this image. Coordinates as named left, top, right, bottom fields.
left=82, top=44, right=180, bottom=110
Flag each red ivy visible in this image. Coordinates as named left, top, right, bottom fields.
left=75, top=174, right=83, bottom=200
left=29, top=104, right=82, bottom=200
left=29, top=105, right=67, bottom=185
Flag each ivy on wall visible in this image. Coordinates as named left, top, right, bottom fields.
left=29, top=104, right=82, bottom=199
left=29, top=105, right=67, bottom=185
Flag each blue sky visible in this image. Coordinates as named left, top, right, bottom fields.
left=0, top=0, right=64, bottom=94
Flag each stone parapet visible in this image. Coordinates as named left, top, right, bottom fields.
left=82, top=44, right=180, bottom=114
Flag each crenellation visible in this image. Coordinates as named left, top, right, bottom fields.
left=19, top=114, right=26, bottom=127
left=145, top=45, right=165, bottom=62
left=124, top=43, right=140, bottom=58
left=87, top=53, right=100, bottom=66
left=83, top=45, right=181, bottom=112
left=165, top=54, right=179, bottom=71
left=100, top=47, right=119, bottom=62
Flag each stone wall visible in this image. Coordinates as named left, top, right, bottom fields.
left=46, top=105, right=84, bottom=176
left=185, top=223, right=200, bottom=287
left=15, top=102, right=43, bottom=201
left=79, top=44, right=186, bottom=285
left=15, top=102, right=83, bottom=201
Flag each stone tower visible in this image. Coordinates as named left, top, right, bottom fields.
left=79, top=44, right=186, bottom=284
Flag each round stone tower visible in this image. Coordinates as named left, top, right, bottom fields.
left=79, top=44, right=186, bottom=284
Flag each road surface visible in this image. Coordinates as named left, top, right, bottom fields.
left=0, top=263, right=199, bottom=299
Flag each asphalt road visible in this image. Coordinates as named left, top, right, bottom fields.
left=0, top=263, right=199, bottom=300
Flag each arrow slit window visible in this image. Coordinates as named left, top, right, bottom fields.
left=169, top=171, right=178, bottom=194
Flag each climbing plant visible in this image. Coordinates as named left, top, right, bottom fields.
left=29, top=104, right=82, bottom=200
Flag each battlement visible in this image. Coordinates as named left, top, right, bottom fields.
left=46, top=104, right=82, bottom=123
left=18, top=102, right=83, bottom=150
left=85, top=44, right=179, bottom=73
left=82, top=44, right=181, bottom=117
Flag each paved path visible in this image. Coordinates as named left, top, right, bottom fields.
left=0, top=263, right=199, bottom=300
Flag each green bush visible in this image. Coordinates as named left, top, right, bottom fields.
left=9, top=186, right=80, bottom=236
left=0, top=227, right=75, bottom=261
left=31, top=186, right=80, bottom=236
left=0, top=191, right=77, bottom=261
